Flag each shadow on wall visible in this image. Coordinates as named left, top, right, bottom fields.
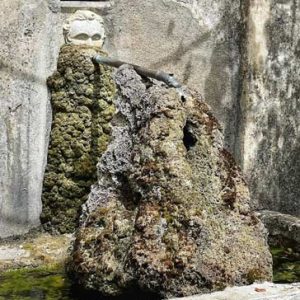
left=147, top=12, right=211, bottom=86
left=150, top=29, right=211, bottom=73
left=0, top=59, right=46, bottom=86
left=204, top=4, right=242, bottom=156
left=244, top=0, right=300, bottom=216
left=250, top=105, right=300, bottom=216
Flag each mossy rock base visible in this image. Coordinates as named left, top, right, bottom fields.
left=41, top=45, right=116, bottom=234
left=0, top=247, right=297, bottom=300
left=0, top=266, right=161, bottom=300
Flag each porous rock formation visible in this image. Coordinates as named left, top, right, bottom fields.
left=41, top=45, right=115, bottom=233
left=70, top=65, right=272, bottom=298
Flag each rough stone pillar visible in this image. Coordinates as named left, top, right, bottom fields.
left=41, top=45, right=115, bottom=233
left=240, top=0, right=300, bottom=216
left=0, top=0, right=61, bottom=238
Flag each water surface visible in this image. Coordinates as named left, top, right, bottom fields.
left=0, top=247, right=299, bottom=300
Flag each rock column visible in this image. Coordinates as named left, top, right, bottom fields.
left=41, top=45, right=115, bottom=233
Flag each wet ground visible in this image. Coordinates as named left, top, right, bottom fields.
left=272, top=246, right=300, bottom=284
left=0, top=267, right=160, bottom=300
left=0, top=246, right=298, bottom=300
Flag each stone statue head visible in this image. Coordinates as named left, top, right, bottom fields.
left=63, top=10, right=106, bottom=48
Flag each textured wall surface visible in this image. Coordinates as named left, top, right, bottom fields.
left=1, top=0, right=299, bottom=238
left=0, top=0, right=61, bottom=238
left=105, top=0, right=242, bottom=152
left=240, top=0, right=300, bottom=216
left=0, top=0, right=243, bottom=237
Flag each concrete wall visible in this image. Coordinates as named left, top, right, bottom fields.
left=240, top=0, right=300, bottom=216
left=0, top=0, right=299, bottom=237
left=105, top=0, right=242, bottom=152
left=0, top=0, right=61, bottom=237
left=0, top=0, right=243, bottom=237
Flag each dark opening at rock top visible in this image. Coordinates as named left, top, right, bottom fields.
left=69, top=64, right=272, bottom=298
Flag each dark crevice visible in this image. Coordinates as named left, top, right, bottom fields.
left=183, top=121, right=197, bottom=151
left=116, top=173, right=140, bottom=210
left=69, top=282, right=162, bottom=300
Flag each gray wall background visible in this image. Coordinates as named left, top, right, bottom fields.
left=0, top=0, right=61, bottom=237
left=240, top=0, right=300, bottom=215
left=0, top=0, right=299, bottom=237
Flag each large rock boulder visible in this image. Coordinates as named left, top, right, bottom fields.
left=70, top=65, right=272, bottom=298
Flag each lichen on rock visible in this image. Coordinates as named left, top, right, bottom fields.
left=41, top=45, right=116, bottom=234
left=69, top=65, right=272, bottom=298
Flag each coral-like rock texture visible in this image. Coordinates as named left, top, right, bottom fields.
left=70, top=65, right=272, bottom=298
left=41, top=45, right=115, bottom=233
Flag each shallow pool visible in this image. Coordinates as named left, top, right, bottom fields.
left=272, top=246, right=300, bottom=284
left=0, top=268, right=74, bottom=300
left=0, top=267, right=159, bottom=300
left=0, top=247, right=299, bottom=300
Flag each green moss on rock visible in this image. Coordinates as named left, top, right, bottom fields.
left=41, top=45, right=116, bottom=233
left=0, top=265, right=68, bottom=300
left=69, top=66, right=272, bottom=298
left=272, top=246, right=300, bottom=283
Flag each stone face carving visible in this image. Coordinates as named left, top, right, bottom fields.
left=63, top=10, right=106, bottom=48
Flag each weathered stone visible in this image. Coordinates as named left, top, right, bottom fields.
left=0, top=0, right=244, bottom=238
left=0, top=0, right=61, bottom=238
left=0, top=233, right=73, bottom=272
left=63, top=10, right=106, bottom=48
left=41, top=45, right=115, bottom=234
left=259, top=210, right=300, bottom=250
left=70, top=65, right=272, bottom=298
left=170, top=282, right=300, bottom=300
left=1, top=0, right=300, bottom=238
left=239, top=0, right=300, bottom=216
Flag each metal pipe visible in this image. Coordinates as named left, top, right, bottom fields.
left=93, top=55, right=182, bottom=89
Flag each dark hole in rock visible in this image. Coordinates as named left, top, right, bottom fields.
left=183, top=121, right=197, bottom=151
left=70, top=283, right=162, bottom=300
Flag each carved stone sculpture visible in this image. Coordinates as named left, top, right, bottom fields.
left=63, top=10, right=106, bottom=48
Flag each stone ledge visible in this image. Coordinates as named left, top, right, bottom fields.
left=170, top=282, right=300, bottom=300
left=0, top=233, right=73, bottom=271
left=60, top=1, right=112, bottom=9
left=258, top=210, right=300, bottom=248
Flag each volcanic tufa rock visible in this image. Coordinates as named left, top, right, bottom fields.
left=70, top=65, right=272, bottom=298
left=41, top=45, right=115, bottom=233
